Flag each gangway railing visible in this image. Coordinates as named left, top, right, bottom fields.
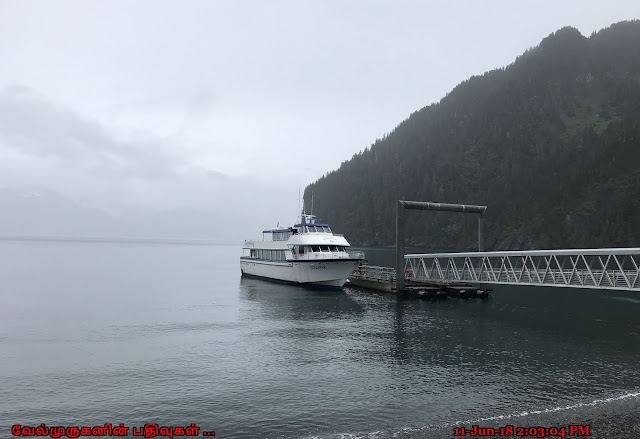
left=404, top=248, right=640, bottom=291
left=351, top=265, right=396, bottom=282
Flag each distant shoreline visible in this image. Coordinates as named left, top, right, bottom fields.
left=0, top=235, right=238, bottom=246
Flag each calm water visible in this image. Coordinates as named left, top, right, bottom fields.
left=1, top=240, right=639, bottom=438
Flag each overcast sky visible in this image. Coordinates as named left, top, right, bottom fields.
left=0, top=0, right=638, bottom=239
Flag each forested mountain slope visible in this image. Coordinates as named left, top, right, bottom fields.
left=304, top=21, right=640, bottom=250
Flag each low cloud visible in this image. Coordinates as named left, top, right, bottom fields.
left=0, top=85, right=183, bottom=181
left=0, top=86, right=302, bottom=239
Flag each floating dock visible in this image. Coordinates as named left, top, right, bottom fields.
left=348, top=264, right=491, bottom=299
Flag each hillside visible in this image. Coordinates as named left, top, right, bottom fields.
left=304, top=21, right=640, bottom=250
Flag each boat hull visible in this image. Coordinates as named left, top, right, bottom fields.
left=240, top=258, right=361, bottom=287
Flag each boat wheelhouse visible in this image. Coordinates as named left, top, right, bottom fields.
left=240, top=214, right=364, bottom=287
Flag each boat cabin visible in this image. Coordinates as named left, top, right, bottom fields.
left=260, top=222, right=333, bottom=242
left=293, top=223, right=332, bottom=235
left=242, top=215, right=353, bottom=261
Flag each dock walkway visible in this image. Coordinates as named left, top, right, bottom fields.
left=348, top=264, right=491, bottom=299
left=404, top=248, right=640, bottom=292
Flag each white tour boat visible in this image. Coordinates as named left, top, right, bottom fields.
left=241, top=214, right=364, bottom=287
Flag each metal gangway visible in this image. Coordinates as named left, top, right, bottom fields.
left=351, top=264, right=396, bottom=282
left=404, top=248, right=640, bottom=292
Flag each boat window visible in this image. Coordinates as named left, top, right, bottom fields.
left=274, top=231, right=291, bottom=241
left=321, top=245, right=330, bottom=251
left=299, top=246, right=305, bottom=254
left=326, top=227, right=332, bottom=233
